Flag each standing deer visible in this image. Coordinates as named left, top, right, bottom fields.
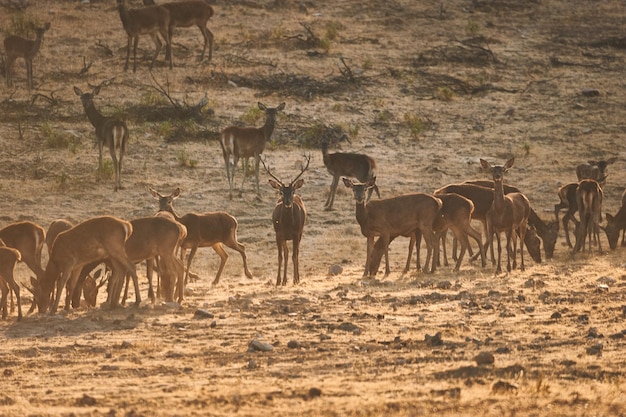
left=74, top=85, right=129, bottom=191
left=480, top=158, right=531, bottom=274
left=344, top=177, right=442, bottom=278
left=149, top=187, right=253, bottom=291
left=0, top=246, right=22, bottom=320
left=576, top=157, right=617, bottom=187
left=573, top=179, right=603, bottom=253
left=32, top=216, right=139, bottom=314
left=220, top=102, right=286, bottom=199
left=603, top=189, right=626, bottom=249
left=4, top=22, right=50, bottom=89
left=262, top=155, right=310, bottom=285
left=117, top=0, right=172, bottom=72
left=321, top=138, right=380, bottom=210
left=0, top=221, right=46, bottom=283
left=142, top=0, right=214, bottom=62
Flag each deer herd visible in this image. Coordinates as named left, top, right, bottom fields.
left=0, top=3, right=624, bottom=321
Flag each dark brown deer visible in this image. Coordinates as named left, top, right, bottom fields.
left=433, top=183, right=542, bottom=264
left=603, top=189, right=626, bottom=249
left=0, top=246, right=22, bottom=320
left=573, top=179, right=603, bottom=253
left=220, top=102, right=285, bottom=199
left=463, top=179, right=558, bottom=259
left=262, top=155, right=310, bottom=285
left=4, top=22, right=50, bottom=89
left=117, top=0, right=171, bottom=72
left=149, top=188, right=253, bottom=290
left=344, top=177, right=442, bottom=277
left=320, top=138, right=380, bottom=210
left=142, top=0, right=214, bottom=62
left=0, top=221, right=46, bottom=284
left=480, top=158, right=531, bottom=274
left=576, top=157, right=617, bottom=187
left=74, top=84, right=129, bottom=191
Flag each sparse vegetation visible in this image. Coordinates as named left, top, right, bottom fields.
left=177, top=148, right=198, bottom=168
left=404, top=113, right=425, bottom=139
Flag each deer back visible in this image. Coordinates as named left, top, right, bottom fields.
left=126, top=216, right=183, bottom=262
left=161, top=1, right=214, bottom=26
left=46, top=219, right=74, bottom=255
left=0, top=221, right=45, bottom=270
left=179, top=212, right=238, bottom=246
left=325, top=152, right=376, bottom=181
left=433, top=193, right=474, bottom=233
left=434, top=183, right=494, bottom=220
left=118, top=1, right=170, bottom=36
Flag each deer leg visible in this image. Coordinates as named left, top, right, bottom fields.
left=147, top=258, right=156, bottom=303
left=403, top=234, right=415, bottom=274
left=364, top=236, right=374, bottom=278
left=467, top=224, right=486, bottom=267
left=211, top=243, right=228, bottom=285
left=379, top=235, right=391, bottom=277
left=282, top=240, right=289, bottom=286
left=325, top=175, right=339, bottom=210
left=174, top=256, right=185, bottom=303
left=149, top=33, right=162, bottom=70
left=453, top=230, right=470, bottom=273
left=239, top=157, right=249, bottom=197
left=132, top=35, right=139, bottom=73
left=519, top=222, right=527, bottom=271
left=494, top=231, right=502, bottom=275
left=184, top=247, right=197, bottom=285
left=440, top=230, right=449, bottom=267
left=124, top=35, right=131, bottom=71
left=26, top=59, right=32, bottom=90
left=505, top=230, right=514, bottom=273
left=0, top=281, right=8, bottom=319
left=224, top=235, right=252, bottom=279
left=292, top=238, right=300, bottom=285
left=275, top=238, right=283, bottom=286
left=199, top=25, right=214, bottom=61
left=254, top=155, right=261, bottom=197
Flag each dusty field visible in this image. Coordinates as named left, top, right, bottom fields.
left=0, top=0, right=625, bottom=415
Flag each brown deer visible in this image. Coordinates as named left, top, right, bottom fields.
left=74, top=84, right=129, bottom=191
left=321, top=138, right=380, bottom=210
left=368, top=192, right=485, bottom=275
left=576, top=157, right=617, bottom=187
left=480, top=158, right=531, bottom=274
left=149, top=187, right=253, bottom=289
left=603, top=189, right=626, bottom=249
left=0, top=221, right=46, bottom=283
left=262, top=155, right=310, bottom=285
left=117, top=0, right=172, bottom=72
left=463, top=179, right=558, bottom=259
left=0, top=246, right=22, bottom=320
left=433, top=183, right=542, bottom=264
left=4, top=22, right=50, bottom=89
left=142, top=0, right=214, bottom=62
left=344, top=177, right=442, bottom=278
left=32, top=216, right=139, bottom=314
left=573, top=179, right=603, bottom=253
left=220, top=102, right=285, bottom=199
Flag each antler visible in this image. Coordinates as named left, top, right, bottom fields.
left=261, top=157, right=284, bottom=186
left=291, top=153, right=311, bottom=184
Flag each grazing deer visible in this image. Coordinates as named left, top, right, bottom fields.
left=220, top=102, right=286, bottom=199
left=368, top=192, right=485, bottom=275
left=74, top=85, right=129, bottom=191
left=480, top=158, right=531, bottom=274
left=0, top=246, right=22, bottom=320
left=603, top=189, right=626, bottom=249
left=149, top=187, right=253, bottom=290
left=117, top=0, right=172, bottom=72
left=0, top=221, right=46, bottom=283
left=554, top=182, right=579, bottom=248
left=46, top=219, right=73, bottom=257
left=142, top=0, right=214, bottom=62
left=3, top=22, right=50, bottom=89
left=576, top=157, right=617, bottom=187
left=463, top=179, right=558, bottom=259
left=433, top=183, right=542, bottom=264
left=32, top=216, right=139, bottom=314
left=320, top=138, right=380, bottom=210
left=262, top=155, right=310, bottom=285
left=573, top=179, right=603, bottom=253
left=344, top=177, right=442, bottom=278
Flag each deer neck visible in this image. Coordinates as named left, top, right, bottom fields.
left=29, top=34, right=44, bottom=57
left=354, top=199, right=369, bottom=230
left=492, top=178, right=506, bottom=210
left=118, top=3, right=131, bottom=31
left=262, top=116, right=276, bottom=141
left=83, top=101, right=107, bottom=130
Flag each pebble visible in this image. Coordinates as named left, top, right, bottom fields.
left=194, top=309, right=214, bottom=319
left=474, top=351, right=495, bottom=365
left=248, top=339, right=274, bottom=352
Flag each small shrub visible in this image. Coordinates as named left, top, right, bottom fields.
left=435, top=86, right=455, bottom=101
left=140, top=90, right=166, bottom=106
left=465, top=20, right=481, bottom=36
left=177, top=149, right=198, bottom=168
left=522, top=143, right=531, bottom=156
left=348, top=124, right=360, bottom=140
left=404, top=113, right=425, bottom=138
left=100, top=160, right=114, bottom=180
left=241, top=105, right=263, bottom=124
left=156, top=121, right=173, bottom=139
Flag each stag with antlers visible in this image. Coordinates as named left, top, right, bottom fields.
left=262, top=155, right=310, bottom=285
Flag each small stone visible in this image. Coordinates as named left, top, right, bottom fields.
left=120, top=341, right=132, bottom=349
left=194, top=309, right=214, bottom=319
left=328, top=265, right=343, bottom=276
left=247, top=360, right=258, bottom=370
left=287, top=340, right=301, bottom=349
left=425, top=332, right=443, bottom=346
left=308, top=387, right=322, bottom=398
left=586, top=343, right=603, bottom=355
left=3, top=369, right=14, bottom=377
left=474, top=351, right=495, bottom=366
left=248, top=339, right=274, bottom=352
left=551, top=311, right=562, bottom=319
left=77, top=394, right=97, bottom=406
left=492, top=380, right=518, bottom=394
left=581, top=88, right=600, bottom=97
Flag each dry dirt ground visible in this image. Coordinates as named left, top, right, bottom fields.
left=0, top=0, right=625, bottom=415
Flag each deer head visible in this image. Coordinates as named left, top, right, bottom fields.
left=262, top=154, right=311, bottom=207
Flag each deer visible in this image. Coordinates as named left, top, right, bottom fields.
left=31, top=216, right=139, bottom=314
left=573, top=179, right=603, bottom=253
left=480, top=158, right=531, bottom=274
left=3, top=22, right=50, bottom=89
left=117, top=0, right=172, bottom=72
left=433, top=183, right=542, bottom=265
left=602, top=189, right=626, bottom=250
left=74, top=84, right=129, bottom=191
left=262, top=155, right=310, bottom=285
left=575, top=157, right=617, bottom=187
left=0, top=221, right=46, bottom=284
left=343, top=177, right=442, bottom=278
left=368, top=192, right=485, bottom=275
left=320, top=138, right=380, bottom=210
left=462, top=179, right=558, bottom=259
left=142, top=0, right=214, bottom=62
left=0, top=246, right=22, bottom=320
left=219, top=102, right=286, bottom=199
left=149, top=187, right=253, bottom=291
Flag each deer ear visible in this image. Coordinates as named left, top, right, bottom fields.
left=607, top=156, right=618, bottom=164
left=293, top=179, right=304, bottom=189
left=277, top=102, right=286, bottom=111
left=269, top=179, right=281, bottom=190
left=479, top=159, right=490, bottom=170
left=148, top=187, right=160, bottom=198
left=93, top=85, right=101, bottom=96
left=73, top=86, right=82, bottom=96
left=504, top=158, right=515, bottom=169
left=367, top=177, right=377, bottom=188
left=258, top=102, right=267, bottom=111
left=172, top=188, right=181, bottom=198
left=342, top=178, right=353, bottom=188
